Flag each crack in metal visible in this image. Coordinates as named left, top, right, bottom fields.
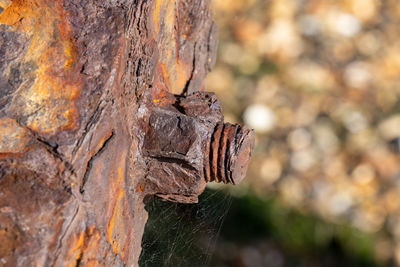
left=79, top=131, right=115, bottom=194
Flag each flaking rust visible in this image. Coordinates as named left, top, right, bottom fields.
left=0, top=0, right=253, bottom=265
left=142, top=91, right=255, bottom=203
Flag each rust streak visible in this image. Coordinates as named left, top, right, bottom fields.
left=80, top=131, right=114, bottom=194
left=106, top=149, right=128, bottom=258
left=0, top=0, right=83, bottom=136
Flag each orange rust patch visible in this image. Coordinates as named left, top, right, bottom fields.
left=136, top=182, right=145, bottom=192
left=83, top=228, right=101, bottom=266
left=159, top=60, right=191, bottom=94
left=86, top=259, right=99, bottom=267
left=89, top=130, right=113, bottom=156
left=67, top=230, right=85, bottom=267
left=65, top=226, right=101, bottom=267
left=107, top=149, right=128, bottom=258
left=151, top=0, right=194, bottom=94
left=175, top=59, right=192, bottom=91
left=0, top=0, right=82, bottom=136
left=151, top=85, right=173, bottom=105
left=152, top=0, right=175, bottom=37
left=108, top=189, right=124, bottom=254
left=0, top=118, right=31, bottom=154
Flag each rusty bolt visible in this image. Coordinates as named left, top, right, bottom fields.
left=206, top=123, right=254, bottom=184
left=142, top=91, right=255, bottom=202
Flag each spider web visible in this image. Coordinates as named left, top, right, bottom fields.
left=139, top=187, right=233, bottom=267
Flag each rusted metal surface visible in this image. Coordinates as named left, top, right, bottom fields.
left=0, top=0, right=253, bottom=266
left=142, top=91, right=255, bottom=203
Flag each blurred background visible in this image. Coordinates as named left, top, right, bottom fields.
left=141, top=0, right=400, bottom=266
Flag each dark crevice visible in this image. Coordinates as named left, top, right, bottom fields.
left=80, top=131, right=115, bottom=194
left=149, top=156, right=197, bottom=172
left=79, top=62, right=88, bottom=75
left=205, top=124, right=220, bottom=183
left=176, top=116, right=184, bottom=132
left=208, top=124, right=218, bottom=182
left=37, top=136, right=59, bottom=153
left=225, top=125, right=240, bottom=184
left=33, top=135, right=77, bottom=184
left=15, top=119, right=63, bottom=160
left=13, top=120, right=77, bottom=197
left=172, top=96, right=186, bottom=114
left=135, top=58, right=142, bottom=77
left=72, top=101, right=105, bottom=156
left=74, top=250, right=83, bottom=267
left=216, top=123, right=226, bottom=183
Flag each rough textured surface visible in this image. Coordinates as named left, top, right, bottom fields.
left=0, top=0, right=252, bottom=266
left=141, top=91, right=254, bottom=201
left=0, top=0, right=217, bottom=266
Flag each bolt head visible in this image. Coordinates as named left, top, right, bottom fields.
left=227, top=127, right=255, bottom=185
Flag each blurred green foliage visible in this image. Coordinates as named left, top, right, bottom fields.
left=140, top=189, right=385, bottom=267
left=219, top=191, right=380, bottom=266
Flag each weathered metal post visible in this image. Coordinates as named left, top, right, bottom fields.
left=0, top=0, right=254, bottom=266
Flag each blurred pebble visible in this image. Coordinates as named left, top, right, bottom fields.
left=379, top=114, right=400, bottom=140
left=352, top=163, right=375, bottom=185
left=290, top=148, right=316, bottom=172
left=356, top=31, right=381, bottom=56
left=241, top=247, right=263, bottom=267
left=332, top=38, right=355, bottom=62
left=260, top=158, right=282, bottom=184
left=349, top=0, right=379, bottom=23
left=209, top=0, right=400, bottom=263
left=312, top=122, right=339, bottom=154
left=255, top=76, right=279, bottom=102
left=299, top=15, right=321, bottom=36
left=243, top=104, right=276, bottom=133
left=374, top=239, right=392, bottom=262
left=352, top=209, right=378, bottom=232
left=329, top=191, right=353, bottom=216
left=334, top=13, right=361, bottom=37
left=344, top=62, right=372, bottom=89
left=221, top=43, right=243, bottom=66
left=259, top=19, right=303, bottom=60
left=238, top=51, right=261, bottom=74
left=280, top=176, right=305, bottom=205
left=294, top=104, right=317, bottom=127
left=206, top=67, right=234, bottom=93
left=389, top=138, right=400, bottom=154
left=264, top=249, right=284, bottom=267
left=288, top=128, right=312, bottom=151
left=343, top=110, right=368, bottom=133
left=287, top=61, right=334, bottom=91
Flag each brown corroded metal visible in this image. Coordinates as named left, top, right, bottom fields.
left=142, top=91, right=255, bottom=202
left=213, top=123, right=254, bottom=185
left=210, top=123, right=224, bottom=182
left=0, top=0, right=253, bottom=266
left=208, top=123, right=254, bottom=184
